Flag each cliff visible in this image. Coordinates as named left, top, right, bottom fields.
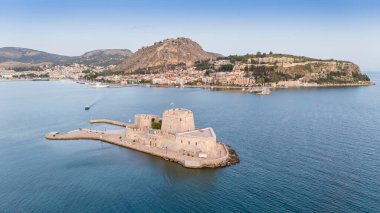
left=277, top=61, right=367, bottom=83
left=227, top=54, right=371, bottom=84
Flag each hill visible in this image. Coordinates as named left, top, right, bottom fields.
left=0, top=47, right=73, bottom=64
left=116, top=37, right=219, bottom=72
left=0, top=47, right=133, bottom=67
left=77, top=49, right=133, bottom=66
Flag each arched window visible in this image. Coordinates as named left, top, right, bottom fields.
left=195, top=142, right=197, bottom=146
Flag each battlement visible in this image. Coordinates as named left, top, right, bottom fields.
left=161, top=108, right=195, bottom=134
left=163, top=108, right=193, bottom=117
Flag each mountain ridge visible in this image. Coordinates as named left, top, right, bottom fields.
left=0, top=47, right=133, bottom=67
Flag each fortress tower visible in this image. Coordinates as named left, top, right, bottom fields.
left=161, top=108, right=195, bottom=134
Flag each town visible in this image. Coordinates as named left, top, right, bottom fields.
left=0, top=53, right=372, bottom=94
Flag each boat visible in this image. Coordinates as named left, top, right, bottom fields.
left=85, top=104, right=91, bottom=110
left=92, top=82, right=109, bottom=88
left=32, top=78, right=49, bottom=81
left=256, top=87, right=271, bottom=95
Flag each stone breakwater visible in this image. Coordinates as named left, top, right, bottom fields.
left=45, top=127, right=239, bottom=169
left=89, top=119, right=130, bottom=127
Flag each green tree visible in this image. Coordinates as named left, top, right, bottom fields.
left=257, top=77, right=265, bottom=85
left=270, top=73, right=280, bottom=83
left=218, top=64, right=234, bottom=72
left=151, top=119, right=162, bottom=129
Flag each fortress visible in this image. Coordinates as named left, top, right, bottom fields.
left=45, top=108, right=239, bottom=168
left=127, top=108, right=218, bottom=158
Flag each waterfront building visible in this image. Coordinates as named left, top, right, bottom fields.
left=125, top=108, right=218, bottom=158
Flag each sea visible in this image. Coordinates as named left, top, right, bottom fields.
left=1, top=73, right=380, bottom=212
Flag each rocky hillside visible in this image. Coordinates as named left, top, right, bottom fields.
left=278, top=60, right=366, bottom=83
left=116, top=37, right=219, bottom=72
left=77, top=49, right=133, bottom=66
left=0, top=47, right=73, bottom=64
left=201, top=54, right=370, bottom=84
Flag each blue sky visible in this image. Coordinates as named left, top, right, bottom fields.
left=1, top=0, right=379, bottom=71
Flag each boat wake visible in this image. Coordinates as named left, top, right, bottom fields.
left=85, top=96, right=102, bottom=110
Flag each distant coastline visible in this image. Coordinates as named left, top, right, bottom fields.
left=0, top=38, right=374, bottom=93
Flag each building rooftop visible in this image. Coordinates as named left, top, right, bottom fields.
left=176, top=127, right=216, bottom=138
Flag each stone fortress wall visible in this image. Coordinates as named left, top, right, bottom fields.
left=125, top=108, right=219, bottom=158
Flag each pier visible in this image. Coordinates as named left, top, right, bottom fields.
left=89, top=119, right=131, bottom=127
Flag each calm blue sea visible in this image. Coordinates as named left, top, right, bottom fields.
left=1, top=73, right=380, bottom=212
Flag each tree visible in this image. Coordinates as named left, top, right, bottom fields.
left=257, top=77, right=265, bottom=85
left=151, top=119, right=162, bottom=129
left=256, top=51, right=262, bottom=56
left=269, top=51, right=273, bottom=54
left=218, top=64, right=234, bottom=72
left=270, top=73, right=280, bottom=83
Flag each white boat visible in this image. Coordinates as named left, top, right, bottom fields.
left=92, top=82, right=109, bottom=88
left=256, top=87, right=271, bottom=95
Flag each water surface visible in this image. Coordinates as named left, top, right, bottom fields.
left=1, top=74, right=380, bottom=212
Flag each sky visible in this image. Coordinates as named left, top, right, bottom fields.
left=0, top=0, right=379, bottom=71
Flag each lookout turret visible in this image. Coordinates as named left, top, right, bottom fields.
left=161, top=108, right=195, bottom=134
